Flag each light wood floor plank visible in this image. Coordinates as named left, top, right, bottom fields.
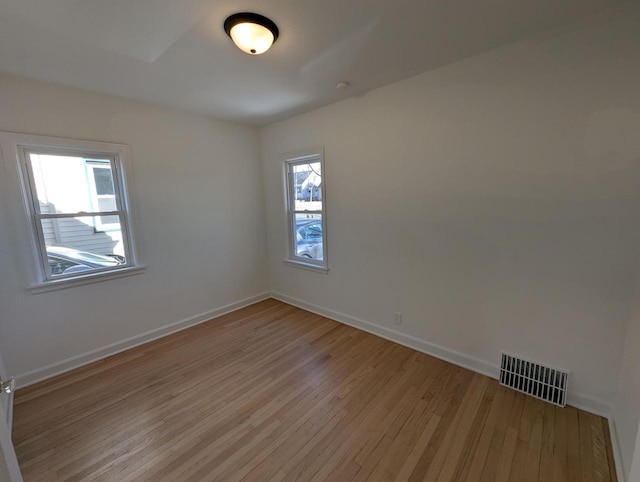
left=12, top=299, right=617, bottom=481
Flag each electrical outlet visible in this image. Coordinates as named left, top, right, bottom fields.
left=393, top=312, right=402, bottom=325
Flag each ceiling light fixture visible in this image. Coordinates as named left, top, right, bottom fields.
left=224, top=12, right=279, bottom=55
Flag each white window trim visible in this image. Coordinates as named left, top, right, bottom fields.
left=0, top=131, right=144, bottom=292
left=283, top=148, right=328, bottom=273
left=27, top=265, right=146, bottom=294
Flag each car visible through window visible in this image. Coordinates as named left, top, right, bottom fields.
left=295, top=219, right=323, bottom=259
left=46, top=246, right=124, bottom=276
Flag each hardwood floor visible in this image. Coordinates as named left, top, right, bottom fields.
left=13, top=299, right=617, bottom=481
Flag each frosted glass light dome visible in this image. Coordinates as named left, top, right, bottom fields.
left=224, top=13, right=279, bottom=55
left=230, top=23, right=274, bottom=55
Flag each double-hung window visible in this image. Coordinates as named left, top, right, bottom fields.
left=1, top=132, right=141, bottom=289
left=284, top=149, right=327, bottom=272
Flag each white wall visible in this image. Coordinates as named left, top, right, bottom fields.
left=629, top=423, right=640, bottom=482
left=0, top=421, right=19, bottom=482
left=614, top=278, right=640, bottom=478
left=0, top=74, right=269, bottom=378
left=261, top=7, right=640, bottom=412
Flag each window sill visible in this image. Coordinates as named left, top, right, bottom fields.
left=28, top=265, right=146, bottom=294
left=283, top=259, right=329, bottom=274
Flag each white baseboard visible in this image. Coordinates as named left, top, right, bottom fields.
left=607, top=415, right=628, bottom=482
left=16, top=292, right=271, bottom=389
left=271, top=292, right=498, bottom=380
left=568, top=395, right=626, bottom=482
left=272, top=291, right=626, bottom=480
left=566, top=392, right=612, bottom=419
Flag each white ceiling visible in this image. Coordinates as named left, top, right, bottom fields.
left=0, top=0, right=626, bottom=125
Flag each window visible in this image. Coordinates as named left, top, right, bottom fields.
left=0, top=132, right=142, bottom=290
left=285, top=149, right=327, bottom=271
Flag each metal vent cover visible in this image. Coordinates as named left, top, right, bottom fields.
left=499, top=353, right=568, bottom=407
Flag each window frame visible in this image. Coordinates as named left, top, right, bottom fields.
left=284, top=149, right=328, bottom=273
left=0, top=131, right=144, bottom=292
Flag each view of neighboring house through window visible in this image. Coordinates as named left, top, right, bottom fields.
left=285, top=150, right=327, bottom=270
left=12, top=138, right=138, bottom=284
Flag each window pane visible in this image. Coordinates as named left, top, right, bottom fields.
left=292, top=161, right=322, bottom=211
left=96, top=198, right=119, bottom=225
left=91, top=166, right=115, bottom=195
left=41, top=215, right=126, bottom=277
left=295, top=213, right=323, bottom=261
left=28, top=153, right=114, bottom=214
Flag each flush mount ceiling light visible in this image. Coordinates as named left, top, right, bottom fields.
left=224, top=12, right=279, bottom=55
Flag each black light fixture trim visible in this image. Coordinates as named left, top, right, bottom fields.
left=224, top=12, right=280, bottom=49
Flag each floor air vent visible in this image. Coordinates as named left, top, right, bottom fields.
left=499, top=353, right=568, bottom=407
